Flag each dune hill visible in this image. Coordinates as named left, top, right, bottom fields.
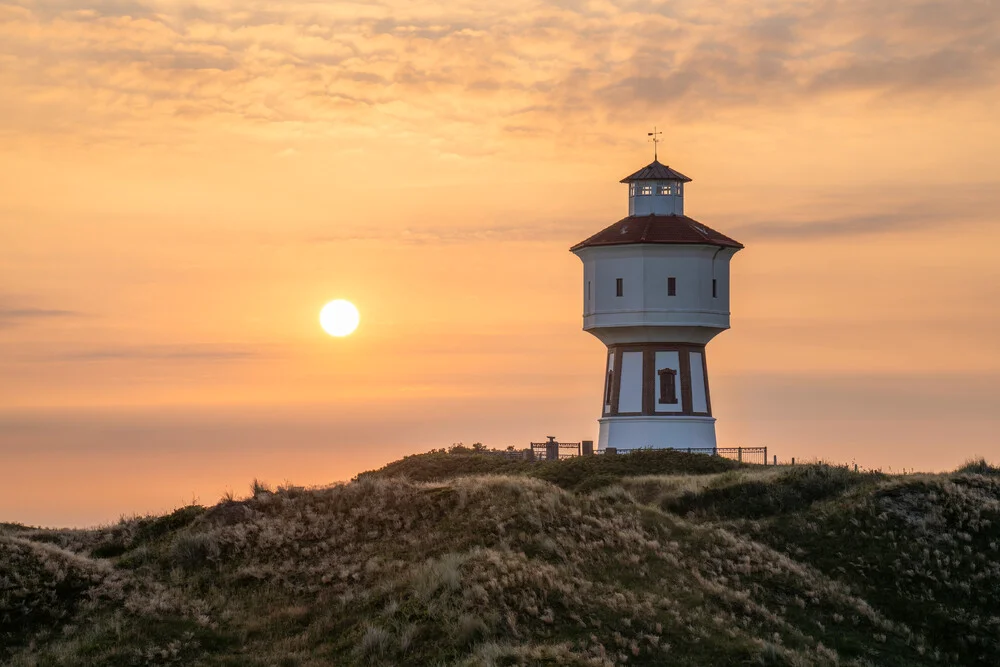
left=2, top=450, right=1000, bottom=666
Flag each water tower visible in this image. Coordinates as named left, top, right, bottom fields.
left=570, top=149, right=743, bottom=451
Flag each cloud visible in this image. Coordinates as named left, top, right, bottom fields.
left=54, top=345, right=260, bottom=362
left=305, top=224, right=572, bottom=245
left=304, top=217, right=594, bottom=245
left=0, top=0, right=997, bottom=147
left=0, top=307, right=80, bottom=328
left=730, top=212, right=939, bottom=241
left=729, top=185, right=1000, bottom=241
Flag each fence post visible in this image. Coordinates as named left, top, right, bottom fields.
left=773, top=454, right=777, bottom=466
left=713, top=447, right=718, bottom=457
left=738, top=446, right=743, bottom=463
left=582, top=440, right=594, bottom=456
left=791, top=457, right=795, bottom=466
left=687, top=448, right=691, bottom=454
left=606, top=447, right=617, bottom=455
left=764, top=446, right=767, bottom=466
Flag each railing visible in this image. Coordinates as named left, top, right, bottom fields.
left=601, top=446, right=768, bottom=465
left=464, top=443, right=770, bottom=465
left=530, top=441, right=583, bottom=460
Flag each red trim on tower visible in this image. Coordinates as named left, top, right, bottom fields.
left=602, top=344, right=713, bottom=418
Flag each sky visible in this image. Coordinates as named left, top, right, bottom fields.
left=2, top=0, right=999, bottom=527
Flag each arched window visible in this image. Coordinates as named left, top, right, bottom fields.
left=658, top=368, right=678, bottom=404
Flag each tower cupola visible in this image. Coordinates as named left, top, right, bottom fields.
left=622, top=160, right=691, bottom=216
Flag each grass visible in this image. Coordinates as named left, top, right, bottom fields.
left=2, top=450, right=998, bottom=665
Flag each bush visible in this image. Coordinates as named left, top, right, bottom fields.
left=170, top=532, right=220, bottom=570
left=92, top=505, right=205, bottom=559
left=251, top=478, right=274, bottom=497
left=955, top=457, right=1000, bottom=476
left=357, top=448, right=743, bottom=491
left=357, top=624, right=392, bottom=660
left=667, top=464, right=884, bottom=519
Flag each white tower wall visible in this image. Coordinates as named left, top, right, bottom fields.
left=599, top=416, right=716, bottom=450
left=579, top=244, right=737, bottom=344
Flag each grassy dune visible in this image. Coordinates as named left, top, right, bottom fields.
left=3, top=451, right=999, bottom=666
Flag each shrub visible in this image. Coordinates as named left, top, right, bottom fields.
left=357, top=624, right=392, bottom=660
left=170, top=532, right=220, bottom=570
left=251, top=478, right=274, bottom=497
left=454, top=613, right=489, bottom=646
left=357, top=448, right=743, bottom=491
left=411, top=553, right=465, bottom=600
left=667, top=464, right=884, bottom=519
left=573, top=474, right=620, bottom=494
left=92, top=505, right=205, bottom=559
left=955, top=457, right=1000, bottom=476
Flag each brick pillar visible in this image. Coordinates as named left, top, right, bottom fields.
left=582, top=440, right=594, bottom=456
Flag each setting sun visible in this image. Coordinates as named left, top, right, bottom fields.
left=319, top=300, right=360, bottom=337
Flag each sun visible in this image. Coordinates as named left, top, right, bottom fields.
left=319, top=300, right=360, bottom=337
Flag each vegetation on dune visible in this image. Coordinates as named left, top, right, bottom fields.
left=954, top=456, right=1000, bottom=476
left=3, top=450, right=1000, bottom=666
left=358, top=446, right=742, bottom=491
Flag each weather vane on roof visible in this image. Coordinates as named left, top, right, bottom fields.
left=648, top=126, right=663, bottom=161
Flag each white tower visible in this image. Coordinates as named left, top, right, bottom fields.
left=570, top=157, right=743, bottom=451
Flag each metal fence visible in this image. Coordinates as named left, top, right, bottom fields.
left=601, top=446, right=768, bottom=465
left=530, top=441, right=584, bottom=460
left=471, top=443, right=770, bottom=465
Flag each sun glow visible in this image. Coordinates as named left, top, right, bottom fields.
left=319, top=300, right=360, bottom=337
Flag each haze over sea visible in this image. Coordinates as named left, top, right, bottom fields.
left=4, top=369, right=996, bottom=527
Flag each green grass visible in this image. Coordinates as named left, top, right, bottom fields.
left=3, top=451, right=999, bottom=665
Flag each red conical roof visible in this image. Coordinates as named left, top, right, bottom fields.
left=570, top=215, right=743, bottom=252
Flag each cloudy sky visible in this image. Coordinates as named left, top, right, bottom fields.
left=2, top=0, right=998, bottom=526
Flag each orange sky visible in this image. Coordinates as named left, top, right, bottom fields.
left=2, top=0, right=999, bottom=526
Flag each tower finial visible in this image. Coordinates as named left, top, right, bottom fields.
left=647, top=126, right=663, bottom=161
